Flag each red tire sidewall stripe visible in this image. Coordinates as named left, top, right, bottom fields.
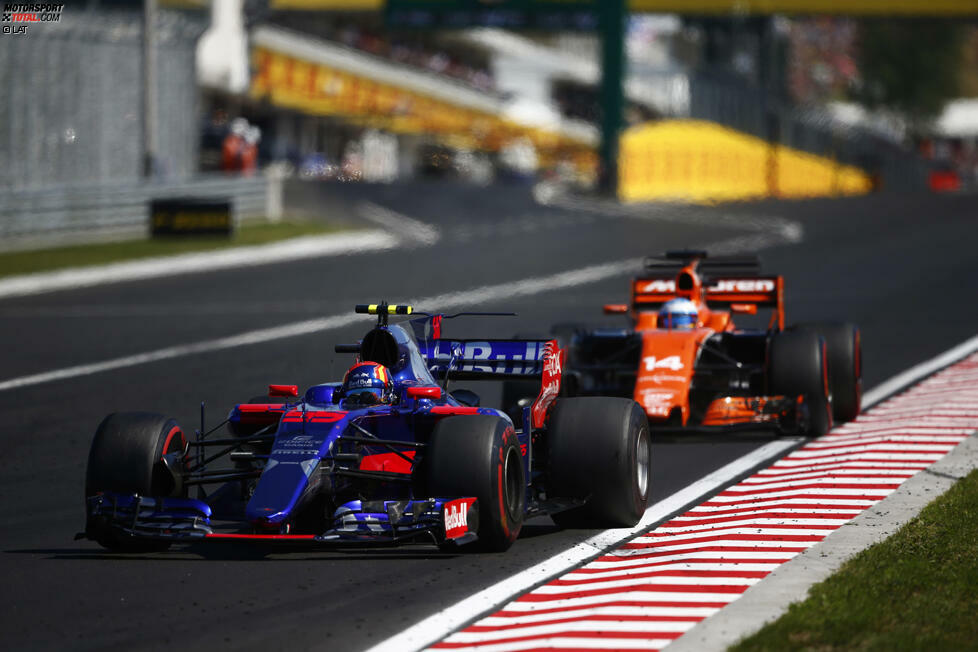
left=160, top=425, right=185, bottom=460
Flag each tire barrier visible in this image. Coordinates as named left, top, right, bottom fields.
left=619, top=120, right=873, bottom=203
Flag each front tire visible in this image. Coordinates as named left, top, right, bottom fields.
left=426, top=415, right=525, bottom=552
left=769, top=331, right=832, bottom=437
left=85, top=412, right=188, bottom=551
left=548, top=397, right=651, bottom=527
left=795, top=322, right=862, bottom=423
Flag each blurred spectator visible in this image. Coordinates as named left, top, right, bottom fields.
left=268, top=12, right=496, bottom=94
left=221, top=118, right=248, bottom=173
left=299, top=153, right=339, bottom=180
left=217, top=117, right=262, bottom=175
left=788, top=17, right=859, bottom=105
left=241, top=126, right=261, bottom=176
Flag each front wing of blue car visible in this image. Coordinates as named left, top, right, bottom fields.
left=81, top=493, right=479, bottom=548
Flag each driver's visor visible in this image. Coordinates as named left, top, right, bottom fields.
left=344, top=387, right=385, bottom=404
left=662, top=313, right=696, bottom=328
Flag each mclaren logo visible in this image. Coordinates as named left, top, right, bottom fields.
left=708, top=279, right=775, bottom=293
left=639, top=280, right=675, bottom=293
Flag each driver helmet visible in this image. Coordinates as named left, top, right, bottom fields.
left=341, top=361, right=392, bottom=405
left=658, top=298, right=699, bottom=330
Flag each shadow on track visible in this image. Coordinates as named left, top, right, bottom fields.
left=652, top=429, right=807, bottom=445
left=10, top=523, right=565, bottom=561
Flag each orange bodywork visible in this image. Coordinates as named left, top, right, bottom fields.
left=633, top=327, right=711, bottom=423
left=623, top=258, right=787, bottom=425
left=701, top=395, right=795, bottom=427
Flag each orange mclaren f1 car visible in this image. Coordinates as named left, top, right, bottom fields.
left=506, top=251, right=861, bottom=437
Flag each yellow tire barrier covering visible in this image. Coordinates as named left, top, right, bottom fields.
left=619, top=119, right=872, bottom=203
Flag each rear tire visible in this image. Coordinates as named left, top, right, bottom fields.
left=769, top=331, right=832, bottom=437
left=426, top=415, right=525, bottom=552
left=85, top=412, right=188, bottom=551
left=794, top=322, right=862, bottom=422
left=548, top=397, right=651, bottom=527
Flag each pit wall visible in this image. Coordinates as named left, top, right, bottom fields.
left=619, top=120, right=873, bottom=203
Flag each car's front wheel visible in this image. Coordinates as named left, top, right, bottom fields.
left=769, top=331, right=833, bottom=437
left=794, top=322, right=862, bottom=423
left=85, top=412, right=188, bottom=551
left=425, top=415, right=525, bottom=552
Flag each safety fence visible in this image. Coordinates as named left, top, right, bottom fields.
left=687, top=72, right=929, bottom=193
left=0, top=175, right=270, bottom=251
left=0, top=8, right=204, bottom=191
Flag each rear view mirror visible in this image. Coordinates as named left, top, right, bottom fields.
left=405, top=386, right=443, bottom=400
left=268, top=384, right=299, bottom=397
left=730, top=303, right=758, bottom=315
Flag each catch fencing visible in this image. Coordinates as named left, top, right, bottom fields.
left=687, top=72, right=929, bottom=192
left=0, top=8, right=276, bottom=251
left=0, top=175, right=270, bottom=251
left=0, top=8, right=205, bottom=191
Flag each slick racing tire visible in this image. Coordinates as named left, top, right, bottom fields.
left=769, top=331, right=832, bottom=437
left=427, top=415, right=525, bottom=552
left=794, top=322, right=862, bottom=423
left=85, top=412, right=188, bottom=551
left=548, top=397, right=651, bottom=528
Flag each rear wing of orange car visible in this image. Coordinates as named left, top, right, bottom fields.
left=629, top=253, right=785, bottom=330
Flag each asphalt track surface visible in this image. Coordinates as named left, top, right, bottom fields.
left=1, top=182, right=975, bottom=651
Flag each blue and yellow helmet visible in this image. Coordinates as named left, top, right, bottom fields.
left=658, top=298, right=699, bottom=329
left=341, top=361, right=393, bottom=405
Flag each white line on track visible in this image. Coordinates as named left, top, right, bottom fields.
left=356, top=201, right=441, bottom=245
left=861, top=334, right=978, bottom=407
left=0, top=230, right=399, bottom=300
left=0, top=257, right=642, bottom=392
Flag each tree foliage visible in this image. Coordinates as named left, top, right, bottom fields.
left=857, top=19, right=965, bottom=128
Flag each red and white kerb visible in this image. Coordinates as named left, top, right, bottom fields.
left=430, top=354, right=978, bottom=651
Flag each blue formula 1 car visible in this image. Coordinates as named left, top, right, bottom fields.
left=81, top=303, right=651, bottom=553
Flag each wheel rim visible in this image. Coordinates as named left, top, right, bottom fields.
left=635, top=427, right=650, bottom=499
left=502, top=446, right=522, bottom=520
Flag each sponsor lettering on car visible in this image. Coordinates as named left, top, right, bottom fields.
left=639, top=279, right=676, bottom=293
left=443, top=498, right=476, bottom=539
left=707, top=279, right=776, bottom=293
left=643, top=355, right=684, bottom=371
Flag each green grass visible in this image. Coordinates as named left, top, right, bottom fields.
left=730, top=468, right=978, bottom=652
left=0, top=220, right=345, bottom=279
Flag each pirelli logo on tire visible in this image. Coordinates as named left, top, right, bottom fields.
left=150, top=198, right=233, bottom=237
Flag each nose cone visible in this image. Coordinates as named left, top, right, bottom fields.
left=248, top=507, right=289, bottom=529
left=245, top=459, right=318, bottom=527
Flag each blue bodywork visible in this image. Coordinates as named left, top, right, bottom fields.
left=86, top=315, right=560, bottom=547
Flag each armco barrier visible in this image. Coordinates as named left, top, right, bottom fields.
left=619, top=120, right=873, bottom=203
left=0, top=175, right=269, bottom=251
